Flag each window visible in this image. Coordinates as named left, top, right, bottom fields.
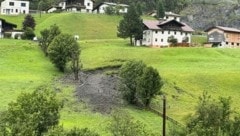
left=16, top=9, right=18, bottom=13
left=232, top=42, right=234, bottom=45
left=168, top=31, right=170, bottom=34
left=11, top=9, right=13, bottom=13
left=87, top=3, right=90, bottom=6
left=166, top=16, right=169, bottom=19
left=155, top=38, right=158, bottom=42
left=174, top=17, right=177, bottom=20
left=9, top=2, right=14, bottom=6
left=226, top=42, right=228, bottom=45
left=155, top=31, right=158, bottom=34
left=174, top=31, right=177, bottom=35
left=185, top=33, right=188, bottom=36
left=162, top=31, right=164, bottom=34
left=21, top=3, right=26, bottom=7
left=161, top=39, right=163, bottom=42
left=237, top=43, right=239, bottom=46
left=181, top=32, right=183, bottom=35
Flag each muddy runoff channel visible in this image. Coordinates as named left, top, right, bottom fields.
left=60, top=69, right=124, bottom=114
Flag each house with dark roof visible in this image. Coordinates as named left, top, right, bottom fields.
left=0, top=18, right=18, bottom=38
left=205, top=26, right=240, bottom=48
left=92, top=2, right=128, bottom=14
left=47, top=0, right=94, bottom=13
left=142, top=12, right=194, bottom=47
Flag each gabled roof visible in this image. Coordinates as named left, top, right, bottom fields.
left=158, top=19, right=184, bottom=26
left=92, top=2, right=128, bottom=11
left=0, top=18, right=17, bottom=28
left=205, top=26, right=240, bottom=33
left=143, top=19, right=194, bottom=32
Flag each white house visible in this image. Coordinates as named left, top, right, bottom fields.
left=92, top=2, right=128, bottom=14
left=142, top=12, right=194, bottom=47
left=48, top=0, right=94, bottom=13
left=0, top=0, right=29, bottom=15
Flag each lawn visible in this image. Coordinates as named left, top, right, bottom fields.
left=0, top=13, right=122, bottom=40
left=0, top=39, right=59, bottom=110
left=80, top=39, right=240, bottom=123
left=0, top=39, right=164, bottom=135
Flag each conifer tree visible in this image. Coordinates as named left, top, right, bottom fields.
left=117, top=4, right=143, bottom=45
left=156, top=0, right=165, bottom=18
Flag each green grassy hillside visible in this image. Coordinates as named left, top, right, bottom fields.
left=0, top=39, right=59, bottom=110
left=80, top=39, right=240, bottom=123
left=0, top=13, right=122, bottom=40
left=0, top=39, right=164, bottom=135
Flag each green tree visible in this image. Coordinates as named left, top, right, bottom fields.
left=48, top=24, right=61, bottom=46
left=164, top=0, right=176, bottom=12
left=48, top=34, right=80, bottom=77
left=39, top=28, right=50, bottom=56
left=156, top=0, right=165, bottom=18
left=1, top=86, right=62, bottom=136
left=105, top=6, right=115, bottom=15
left=136, top=2, right=143, bottom=15
left=187, top=92, right=232, bottom=136
left=136, top=66, right=163, bottom=107
left=39, top=24, right=61, bottom=56
left=22, top=27, right=36, bottom=40
left=117, top=4, right=143, bottom=45
left=119, top=60, right=146, bottom=104
left=168, top=35, right=178, bottom=46
left=22, top=14, right=36, bottom=30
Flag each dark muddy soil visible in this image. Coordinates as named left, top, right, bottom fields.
left=59, top=70, right=124, bottom=114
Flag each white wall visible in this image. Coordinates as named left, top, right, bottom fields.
left=164, top=16, right=180, bottom=22
left=84, top=0, right=93, bottom=13
left=1, top=0, right=29, bottom=15
left=59, top=2, right=66, bottom=10
left=143, top=30, right=191, bottom=47
left=0, top=20, right=2, bottom=38
left=96, top=4, right=128, bottom=14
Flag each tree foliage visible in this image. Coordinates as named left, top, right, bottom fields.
left=119, top=61, right=163, bottom=107
left=156, top=0, right=165, bottom=18
left=186, top=92, right=240, bottom=136
left=117, top=4, right=143, bottom=45
left=22, top=14, right=36, bottom=30
left=136, top=66, right=163, bottom=107
left=168, top=35, right=178, bottom=46
left=109, top=109, right=159, bottom=136
left=22, top=27, right=36, bottom=40
left=48, top=33, right=80, bottom=77
left=39, top=24, right=61, bottom=56
left=119, top=60, right=146, bottom=104
left=0, top=86, right=62, bottom=136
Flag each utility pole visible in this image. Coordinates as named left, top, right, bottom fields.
left=162, top=95, right=166, bottom=136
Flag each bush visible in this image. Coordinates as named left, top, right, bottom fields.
left=1, top=86, right=63, bottom=136
left=22, top=14, right=36, bottom=30
left=168, top=35, right=178, bottom=46
left=4, top=33, right=11, bottom=38
left=105, top=6, right=115, bottom=15
left=136, top=66, right=163, bottom=107
left=119, top=60, right=146, bottom=104
left=109, top=110, right=157, bottom=136
left=22, top=27, right=35, bottom=40
left=48, top=34, right=80, bottom=73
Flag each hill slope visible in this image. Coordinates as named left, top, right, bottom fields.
left=0, top=13, right=122, bottom=40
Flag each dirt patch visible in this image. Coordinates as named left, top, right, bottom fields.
left=59, top=69, right=124, bottom=114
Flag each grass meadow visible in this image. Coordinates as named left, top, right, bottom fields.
left=0, top=13, right=239, bottom=135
